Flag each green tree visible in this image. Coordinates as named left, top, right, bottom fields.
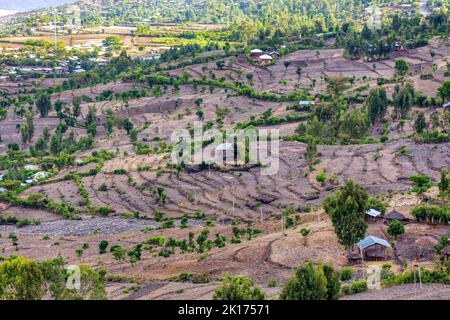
left=387, top=220, right=404, bottom=240
left=103, top=35, right=123, bottom=51
left=26, top=112, right=35, bottom=140
left=99, top=240, right=109, bottom=254
left=414, top=111, right=427, bottom=134
left=437, top=80, right=450, bottom=101
left=430, top=111, right=440, bottom=129
left=105, top=116, right=114, bottom=135
left=35, top=92, right=52, bottom=117
left=72, top=96, right=82, bottom=118
left=326, top=76, right=349, bottom=96
left=62, top=265, right=107, bottom=300
left=438, top=169, right=449, bottom=197
left=366, top=87, right=388, bottom=124
left=123, top=118, right=134, bottom=135
left=394, top=59, right=409, bottom=76
left=280, top=262, right=327, bottom=300
left=392, top=84, right=413, bottom=119
left=322, top=264, right=341, bottom=300
left=216, top=60, right=225, bottom=69
left=213, top=275, right=265, bottom=300
left=324, top=180, right=368, bottom=253
left=0, top=256, right=45, bottom=300
left=304, top=140, right=318, bottom=168
left=20, top=124, right=30, bottom=146
left=339, top=108, right=368, bottom=140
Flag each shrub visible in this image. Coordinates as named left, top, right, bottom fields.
left=409, top=174, right=432, bottom=193
left=145, top=236, right=165, bottom=246
left=153, top=209, right=165, bottom=222
left=213, top=275, right=265, bottom=300
left=315, top=171, right=327, bottom=185
left=340, top=284, right=352, bottom=295
left=340, top=267, right=353, bottom=281
left=110, top=245, right=127, bottom=261
left=351, top=280, right=368, bottom=293
left=96, top=206, right=113, bottom=216
left=280, top=262, right=327, bottom=300
left=112, top=169, right=127, bottom=174
left=160, top=219, right=174, bottom=229
left=267, top=278, right=277, bottom=288
left=99, top=240, right=109, bottom=254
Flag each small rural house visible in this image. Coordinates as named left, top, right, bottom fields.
left=24, top=164, right=40, bottom=171
left=357, top=236, right=392, bottom=261
left=258, top=54, right=273, bottom=64
left=250, top=49, right=263, bottom=58
left=440, top=246, right=450, bottom=260
left=298, top=100, right=315, bottom=109
left=365, top=208, right=382, bottom=222
left=443, top=102, right=450, bottom=109
left=415, top=236, right=439, bottom=259
left=384, top=209, right=408, bottom=223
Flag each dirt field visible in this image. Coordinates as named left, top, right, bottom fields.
left=1, top=37, right=449, bottom=300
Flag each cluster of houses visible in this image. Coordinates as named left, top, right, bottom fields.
left=350, top=208, right=450, bottom=263
left=0, top=164, right=49, bottom=194
left=250, top=49, right=275, bottom=65
left=349, top=209, right=410, bottom=262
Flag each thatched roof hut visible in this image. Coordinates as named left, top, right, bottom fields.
left=415, top=236, right=439, bottom=259
left=441, top=246, right=450, bottom=259
left=415, top=236, right=439, bottom=248
left=385, top=209, right=407, bottom=222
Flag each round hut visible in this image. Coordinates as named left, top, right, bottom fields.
left=415, top=236, right=439, bottom=260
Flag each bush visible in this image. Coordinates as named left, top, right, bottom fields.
left=340, top=284, right=352, bottom=295
left=409, top=174, right=432, bottom=193
left=0, top=256, right=45, bottom=299
left=112, top=169, right=127, bottom=174
left=213, top=275, right=265, bottom=300
left=315, top=171, right=327, bottom=185
left=153, top=209, right=165, bottom=222
left=280, top=262, right=327, bottom=300
left=145, top=236, right=165, bottom=246
left=267, top=278, right=277, bottom=288
left=95, top=206, right=113, bottom=216
left=351, top=280, right=368, bottom=293
left=99, top=240, right=109, bottom=254
left=340, top=267, right=353, bottom=281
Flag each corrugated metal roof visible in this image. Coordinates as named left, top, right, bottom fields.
left=357, top=236, right=391, bottom=250
left=366, top=209, right=382, bottom=217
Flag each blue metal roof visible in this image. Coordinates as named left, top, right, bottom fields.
left=366, top=209, right=382, bottom=217
left=357, top=236, right=391, bottom=250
